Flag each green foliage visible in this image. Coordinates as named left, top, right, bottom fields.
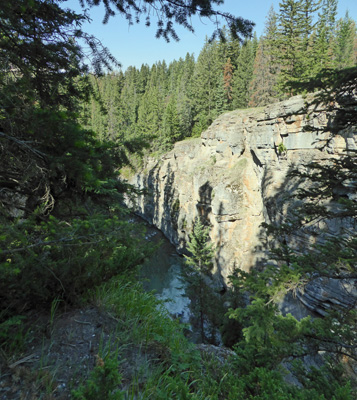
left=91, top=276, right=353, bottom=399
left=182, top=218, right=223, bottom=343
left=0, top=214, right=148, bottom=322
left=0, top=0, right=139, bottom=221
left=184, top=218, right=215, bottom=272
left=90, top=277, right=320, bottom=399
left=275, top=0, right=306, bottom=94
left=191, top=38, right=222, bottom=131
left=72, top=354, right=124, bottom=400
left=0, top=315, right=27, bottom=353
left=278, top=142, right=287, bottom=154
left=1, top=1, right=356, bottom=398
left=312, top=0, right=338, bottom=73
left=82, top=0, right=254, bottom=43
left=232, top=36, right=257, bottom=109
left=227, top=302, right=354, bottom=398
left=0, top=0, right=153, bottom=338
left=227, top=65, right=357, bottom=397
left=334, top=12, right=356, bottom=69
left=163, top=95, right=183, bottom=144
left=81, top=4, right=357, bottom=151
left=291, top=361, right=354, bottom=400
left=80, top=2, right=356, bottom=146
left=93, top=278, right=203, bottom=396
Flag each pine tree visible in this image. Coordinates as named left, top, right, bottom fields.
left=223, top=57, right=234, bottom=105
left=232, top=38, right=256, bottom=109
left=183, top=218, right=216, bottom=343
left=0, top=0, right=151, bottom=317
left=300, top=0, right=321, bottom=80
left=137, top=64, right=150, bottom=95
left=215, top=73, right=229, bottom=115
left=82, top=0, right=254, bottom=44
left=162, top=95, right=182, bottom=146
left=137, top=85, right=161, bottom=139
left=230, top=66, right=357, bottom=386
left=226, top=31, right=241, bottom=69
left=312, top=0, right=337, bottom=75
left=312, top=0, right=338, bottom=73
left=101, top=72, right=124, bottom=141
left=191, top=38, right=221, bottom=134
left=120, top=66, right=140, bottom=137
left=276, top=0, right=305, bottom=95
left=334, top=12, right=356, bottom=69
left=176, top=53, right=195, bottom=138
left=249, top=7, right=282, bottom=106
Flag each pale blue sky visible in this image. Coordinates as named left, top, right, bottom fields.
left=65, top=0, right=357, bottom=70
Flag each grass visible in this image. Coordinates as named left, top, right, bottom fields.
left=94, top=278, right=194, bottom=354
left=84, top=276, right=236, bottom=399
left=2, top=271, right=354, bottom=399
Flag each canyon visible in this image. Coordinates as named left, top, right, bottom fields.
left=128, top=94, right=357, bottom=317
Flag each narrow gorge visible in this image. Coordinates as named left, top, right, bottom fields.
left=128, top=94, right=357, bottom=318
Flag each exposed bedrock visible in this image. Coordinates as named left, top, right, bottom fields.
left=128, top=94, right=357, bottom=316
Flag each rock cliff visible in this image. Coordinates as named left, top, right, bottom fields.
left=128, top=95, right=357, bottom=315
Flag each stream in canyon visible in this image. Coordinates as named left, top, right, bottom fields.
left=137, top=219, right=192, bottom=324
left=135, top=216, right=222, bottom=344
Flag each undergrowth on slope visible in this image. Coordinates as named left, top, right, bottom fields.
left=72, top=277, right=354, bottom=400
left=0, top=269, right=353, bottom=399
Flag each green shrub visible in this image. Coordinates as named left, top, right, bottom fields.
left=0, top=214, right=148, bottom=320
left=278, top=142, right=287, bottom=154
left=72, top=354, right=123, bottom=400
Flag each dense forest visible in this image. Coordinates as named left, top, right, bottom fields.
left=0, top=0, right=356, bottom=398
left=83, top=0, right=357, bottom=156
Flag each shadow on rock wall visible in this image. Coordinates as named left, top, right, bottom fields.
left=197, top=180, right=225, bottom=288
left=197, top=181, right=213, bottom=224
left=251, top=146, right=357, bottom=322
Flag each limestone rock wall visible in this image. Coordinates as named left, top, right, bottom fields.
left=129, top=95, right=356, bottom=299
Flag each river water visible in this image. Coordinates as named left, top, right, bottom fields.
left=138, top=221, right=192, bottom=324
left=136, top=217, right=222, bottom=344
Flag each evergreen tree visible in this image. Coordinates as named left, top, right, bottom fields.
left=276, top=0, right=305, bottom=95
left=249, top=6, right=280, bottom=106
left=230, top=66, right=357, bottom=391
left=83, top=75, right=107, bottom=138
left=176, top=53, right=195, bottom=138
left=215, top=73, right=229, bottom=115
left=156, top=60, right=169, bottom=99
left=100, top=72, right=124, bottom=141
left=0, top=0, right=148, bottom=317
left=299, top=0, right=321, bottom=80
left=226, top=31, right=241, bottom=69
left=137, top=64, right=150, bottom=95
left=0, top=0, right=123, bottom=218
left=183, top=218, right=216, bottom=343
left=232, top=37, right=256, bottom=109
left=162, top=95, right=182, bottom=145
left=136, top=85, right=161, bottom=139
left=334, top=12, right=357, bottom=69
left=119, top=66, right=140, bottom=137
left=223, top=57, right=234, bottom=106
left=191, top=38, right=221, bottom=134
left=167, top=58, right=182, bottom=94
left=312, top=0, right=338, bottom=73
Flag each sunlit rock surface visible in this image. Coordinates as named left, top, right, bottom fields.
left=128, top=94, right=357, bottom=314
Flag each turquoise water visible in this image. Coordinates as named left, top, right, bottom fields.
left=137, top=218, right=222, bottom=344
left=139, top=222, right=191, bottom=324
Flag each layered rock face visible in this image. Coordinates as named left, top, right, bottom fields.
left=129, top=95, right=356, bottom=313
